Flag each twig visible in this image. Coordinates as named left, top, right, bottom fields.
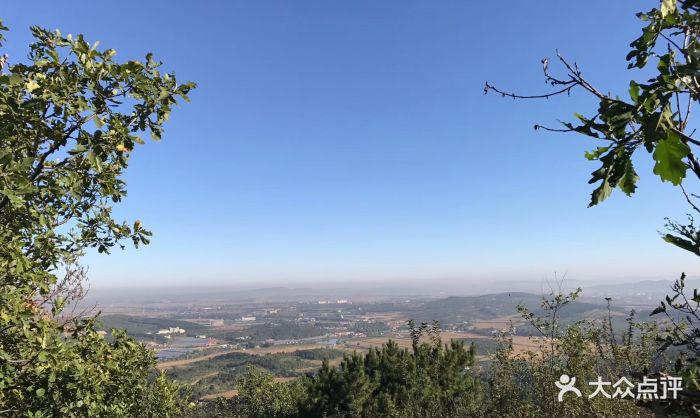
left=484, top=81, right=576, bottom=100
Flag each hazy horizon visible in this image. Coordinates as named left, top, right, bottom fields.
left=86, top=274, right=688, bottom=292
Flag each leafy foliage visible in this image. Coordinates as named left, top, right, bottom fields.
left=0, top=20, right=194, bottom=416
left=486, top=0, right=700, bottom=413
left=484, top=290, right=661, bottom=418
left=485, top=0, right=700, bottom=253
left=186, top=367, right=306, bottom=418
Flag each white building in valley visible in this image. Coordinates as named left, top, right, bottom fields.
left=156, top=327, right=186, bottom=335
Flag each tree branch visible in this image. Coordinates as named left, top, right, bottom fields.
left=484, top=81, right=576, bottom=100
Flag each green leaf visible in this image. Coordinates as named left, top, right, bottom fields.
left=589, top=180, right=613, bottom=207
left=585, top=146, right=610, bottom=161
left=8, top=74, right=22, bottom=85
left=650, top=303, right=666, bottom=316
left=663, top=233, right=700, bottom=257
left=619, top=159, right=639, bottom=196
left=86, top=151, right=102, bottom=173
left=629, top=80, right=640, bottom=102
left=653, top=131, right=690, bottom=185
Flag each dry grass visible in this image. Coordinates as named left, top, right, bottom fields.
left=157, top=349, right=240, bottom=369
left=198, top=378, right=297, bottom=400
left=363, top=312, right=406, bottom=322
left=471, top=314, right=523, bottom=330
left=340, top=331, right=540, bottom=356
left=200, top=389, right=238, bottom=400
left=206, top=323, right=249, bottom=332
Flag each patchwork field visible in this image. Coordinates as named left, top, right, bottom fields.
left=144, top=293, right=623, bottom=400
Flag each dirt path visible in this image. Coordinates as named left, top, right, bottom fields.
left=157, top=349, right=239, bottom=369
left=158, top=343, right=352, bottom=369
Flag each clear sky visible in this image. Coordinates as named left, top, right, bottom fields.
left=4, top=1, right=698, bottom=287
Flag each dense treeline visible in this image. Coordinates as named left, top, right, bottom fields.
left=292, top=348, right=345, bottom=360
left=209, top=321, right=327, bottom=343
left=352, top=320, right=391, bottom=336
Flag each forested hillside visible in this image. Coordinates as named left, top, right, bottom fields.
left=98, top=315, right=208, bottom=338
left=412, top=292, right=611, bottom=324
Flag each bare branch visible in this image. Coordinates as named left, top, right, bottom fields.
left=681, top=184, right=700, bottom=215
left=484, top=81, right=576, bottom=100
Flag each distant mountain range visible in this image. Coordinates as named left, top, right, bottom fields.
left=85, top=277, right=698, bottom=312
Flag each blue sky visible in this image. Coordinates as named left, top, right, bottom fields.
left=4, top=1, right=697, bottom=287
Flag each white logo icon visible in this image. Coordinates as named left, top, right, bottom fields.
left=555, top=374, right=582, bottom=401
